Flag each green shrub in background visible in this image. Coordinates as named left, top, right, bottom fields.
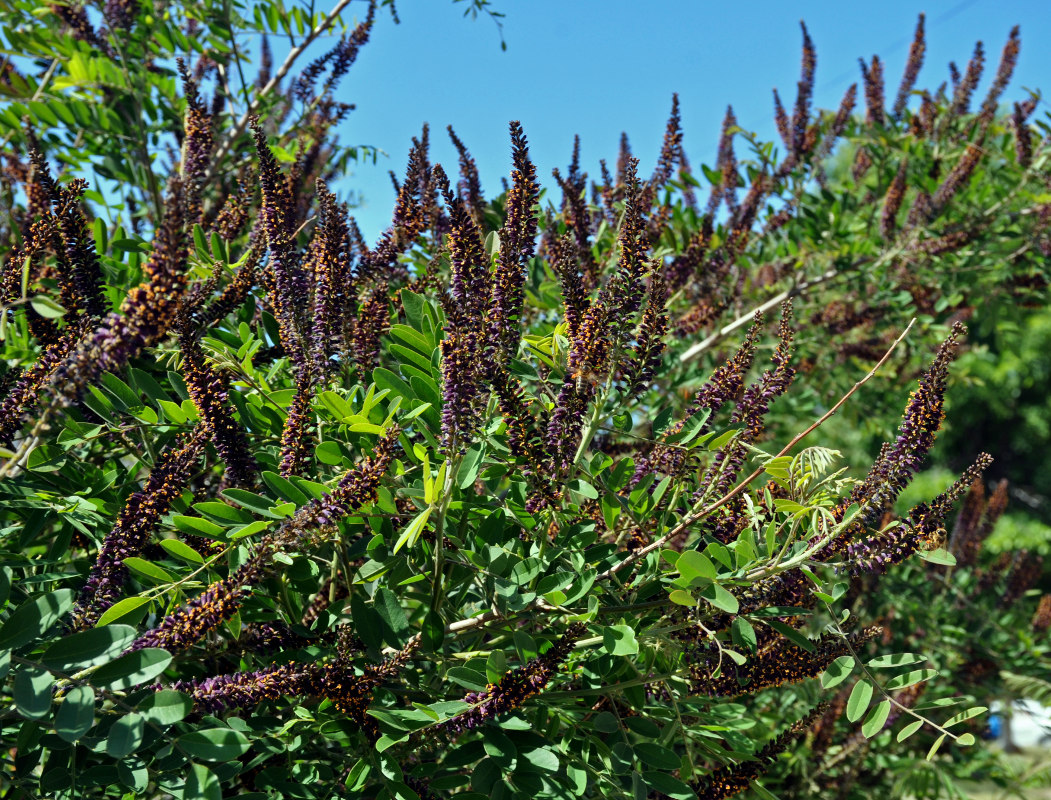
left=0, top=4, right=1049, bottom=799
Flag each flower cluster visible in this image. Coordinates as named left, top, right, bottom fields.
left=130, top=557, right=265, bottom=653
left=892, top=14, right=926, bottom=119
left=708, top=106, right=739, bottom=216
left=434, top=624, right=584, bottom=738
left=859, top=56, right=885, bottom=126
left=486, top=121, right=539, bottom=362
left=176, top=58, right=213, bottom=224
left=634, top=314, right=762, bottom=486
left=880, top=158, right=908, bottom=240
left=128, top=428, right=397, bottom=654
left=447, top=125, right=485, bottom=226
left=690, top=627, right=880, bottom=698
left=849, top=322, right=964, bottom=522
left=179, top=325, right=259, bottom=487
left=692, top=705, right=824, bottom=799
left=621, top=271, right=668, bottom=398
left=702, top=301, right=795, bottom=499
left=72, top=427, right=207, bottom=628
left=173, top=662, right=317, bottom=715
left=978, top=26, right=1021, bottom=123
left=950, top=42, right=985, bottom=119
left=46, top=175, right=189, bottom=412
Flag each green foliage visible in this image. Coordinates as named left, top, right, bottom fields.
left=0, top=5, right=1048, bottom=800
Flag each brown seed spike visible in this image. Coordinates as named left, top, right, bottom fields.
left=978, top=26, right=1021, bottom=124
left=772, top=88, right=791, bottom=151
left=892, top=14, right=926, bottom=119
left=860, top=55, right=885, bottom=125
left=791, top=21, right=816, bottom=157
left=950, top=41, right=985, bottom=119
left=880, top=158, right=908, bottom=241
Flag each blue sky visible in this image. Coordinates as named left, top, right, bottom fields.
left=326, top=0, right=1050, bottom=239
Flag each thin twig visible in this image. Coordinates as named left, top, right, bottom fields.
left=206, top=0, right=355, bottom=182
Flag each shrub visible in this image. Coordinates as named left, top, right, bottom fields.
left=0, top=4, right=1048, bottom=799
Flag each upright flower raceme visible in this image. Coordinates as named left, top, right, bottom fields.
left=486, top=121, right=539, bottom=362
left=129, top=428, right=399, bottom=655
left=692, top=706, right=825, bottom=800
left=433, top=624, right=584, bottom=739
left=178, top=320, right=259, bottom=488
left=849, top=322, right=965, bottom=521
left=72, top=427, right=207, bottom=629
left=47, top=175, right=190, bottom=412
left=892, top=14, right=926, bottom=119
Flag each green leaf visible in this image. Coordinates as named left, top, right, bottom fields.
left=260, top=470, right=309, bottom=505
left=846, top=680, right=873, bottom=723
left=401, top=290, right=426, bottom=330
left=30, top=294, right=65, bottom=319
left=179, top=764, right=222, bottom=800
left=885, top=669, right=938, bottom=691
left=374, top=587, right=409, bottom=638
left=751, top=783, right=782, bottom=800
left=91, top=648, right=172, bottom=690
left=106, top=712, right=145, bottom=758
left=897, top=719, right=924, bottom=742
left=41, top=624, right=137, bottom=670
left=821, top=656, right=856, bottom=689
left=700, top=583, right=739, bottom=614
left=944, top=706, right=987, bottom=727
left=55, top=685, right=95, bottom=742
left=138, top=689, right=192, bottom=727
left=602, top=625, right=639, bottom=656
left=96, top=596, right=151, bottom=627
left=315, top=441, right=345, bottom=466
left=13, top=665, right=54, bottom=719
left=159, top=539, right=204, bottom=564
left=447, top=666, right=488, bottom=692
left=675, top=550, right=716, bottom=583
left=643, top=772, right=694, bottom=800
left=867, top=652, right=925, bottom=669
left=926, top=732, right=947, bottom=760
left=762, top=619, right=813, bottom=651
left=861, top=699, right=891, bottom=738
left=373, top=367, right=415, bottom=402
left=706, top=427, right=740, bottom=451
left=918, top=548, right=956, bottom=565
left=392, top=507, right=432, bottom=554
left=731, top=617, right=757, bottom=652
left=122, top=557, right=173, bottom=583
left=521, top=747, right=559, bottom=772
left=634, top=742, right=680, bottom=770
left=956, top=733, right=976, bottom=746
left=0, top=588, right=74, bottom=649
left=458, top=443, right=486, bottom=489
left=668, top=589, right=695, bottom=606
left=178, top=728, right=251, bottom=761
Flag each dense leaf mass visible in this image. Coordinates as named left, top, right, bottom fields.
left=0, top=4, right=1049, bottom=800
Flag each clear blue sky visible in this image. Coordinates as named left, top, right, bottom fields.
left=325, top=0, right=1050, bottom=240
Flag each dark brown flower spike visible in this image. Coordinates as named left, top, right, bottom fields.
left=892, top=14, right=926, bottom=119
left=178, top=323, right=259, bottom=488
left=880, top=158, right=908, bottom=240
left=860, top=55, right=885, bottom=125
left=447, top=124, right=486, bottom=226
left=791, top=22, right=817, bottom=156
left=73, top=427, right=208, bottom=628
left=487, top=121, right=539, bottom=361
left=130, top=428, right=399, bottom=654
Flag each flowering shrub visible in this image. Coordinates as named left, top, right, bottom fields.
left=0, top=4, right=1049, bottom=800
